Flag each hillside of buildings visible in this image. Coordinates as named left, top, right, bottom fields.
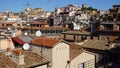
left=0, top=4, right=120, bottom=68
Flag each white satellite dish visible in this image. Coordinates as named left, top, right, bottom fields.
left=23, top=43, right=30, bottom=50
left=24, top=32, right=28, bottom=36
left=35, top=30, right=42, bottom=37
left=8, top=27, right=11, bottom=30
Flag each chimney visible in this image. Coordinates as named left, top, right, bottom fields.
left=5, top=48, right=11, bottom=56
left=11, top=49, right=25, bottom=65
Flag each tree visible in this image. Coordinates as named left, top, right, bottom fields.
left=108, top=16, right=113, bottom=21
left=81, top=6, right=97, bottom=11
left=81, top=7, right=87, bottom=11
left=87, top=7, right=94, bottom=10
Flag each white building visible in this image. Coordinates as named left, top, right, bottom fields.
left=31, top=37, right=69, bottom=68
left=68, top=44, right=95, bottom=68
left=72, top=22, right=80, bottom=30
left=54, top=4, right=81, bottom=26
left=7, top=18, right=22, bottom=22
left=31, top=37, right=95, bottom=68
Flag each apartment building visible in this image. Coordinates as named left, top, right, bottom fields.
left=30, top=37, right=95, bottom=68
left=0, top=13, right=3, bottom=20
left=90, top=21, right=120, bottom=42
left=69, top=43, right=95, bottom=68
left=54, top=4, right=81, bottom=26
left=109, top=4, right=120, bottom=21
left=30, top=37, right=69, bottom=68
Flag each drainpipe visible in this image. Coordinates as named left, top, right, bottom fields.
left=66, top=60, right=71, bottom=68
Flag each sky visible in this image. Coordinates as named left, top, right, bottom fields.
left=0, top=0, right=119, bottom=12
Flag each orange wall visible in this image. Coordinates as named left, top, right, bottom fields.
left=0, top=14, right=3, bottom=19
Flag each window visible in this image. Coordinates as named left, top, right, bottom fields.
left=106, top=37, right=110, bottom=42
left=78, top=59, right=95, bottom=68
left=78, top=63, right=84, bottom=68
left=90, top=36, right=93, bottom=39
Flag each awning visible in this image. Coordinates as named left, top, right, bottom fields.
left=12, top=37, right=25, bottom=45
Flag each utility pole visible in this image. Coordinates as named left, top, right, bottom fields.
left=23, top=3, right=31, bottom=22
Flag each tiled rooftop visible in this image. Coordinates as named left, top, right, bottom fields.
left=0, top=51, right=49, bottom=68
left=22, top=26, right=69, bottom=30
left=24, top=51, right=49, bottom=68
left=62, top=30, right=90, bottom=35
left=31, top=37, right=60, bottom=47
left=18, top=36, right=33, bottom=43
left=79, top=40, right=109, bottom=50
left=70, top=43, right=84, bottom=60
left=12, top=49, right=23, bottom=56
left=0, top=52, right=17, bottom=68
left=30, top=22, right=48, bottom=24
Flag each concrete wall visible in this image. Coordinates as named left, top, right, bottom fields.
left=70, top=52, right=95, bottom=68
left=15, top=30, right=22, bottom=36
left=31, top=45, right=52, bottom=61
left=11, top=53, right=24, bottom=65
left=35, top=65, right=47, bottom=68
left=0, top=39, right=14, bottom=50
left=52, top=42, right=69, bottom=68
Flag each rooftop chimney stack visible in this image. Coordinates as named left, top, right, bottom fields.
left=11, top=49, right=25, bottom=65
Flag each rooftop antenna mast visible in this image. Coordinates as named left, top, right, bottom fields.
left=23, top=3, right=30, bottom=8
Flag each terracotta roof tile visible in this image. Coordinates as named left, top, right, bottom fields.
left=12, top=49, right=23, bottom=55
left=70, top=43, right=84, bottom=60
left=24, top=51, right=49, bottom=68
left=0, top=51, right=49, bottom=68
left=31, top=22, right=48, bottom=24
left=22, top=26, right=69, bottom=30
left=80, top=40, right=109, bottom=50
left=62, top=30, right=90, bottom=35
left=31, top=37, right=60, bottom=47
left=0, top=52, right=17, bottom=68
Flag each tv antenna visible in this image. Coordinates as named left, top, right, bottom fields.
left=23, top=3, right=30, bottom=8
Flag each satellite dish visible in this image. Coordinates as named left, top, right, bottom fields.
left=8, top=27, right=11, bottom=30
left=35, top=30, right=42, bottom=37
left=23, top=43, right=30, bottom=50
left=24, top=32, right=28, bottom=36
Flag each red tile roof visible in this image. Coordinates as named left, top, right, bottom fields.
left=0, top=52, right=17, bottom=68
left=22, top=26, right=69, bottom=30
left=12, top=49, right=23, bottom=56
left=24, top=51, right=49, bottom=67
left=0, top=51, right=49, bottom=68
left=31, top=37, right=60, bottom=47
left=12, top=37, right=25, bottom=45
